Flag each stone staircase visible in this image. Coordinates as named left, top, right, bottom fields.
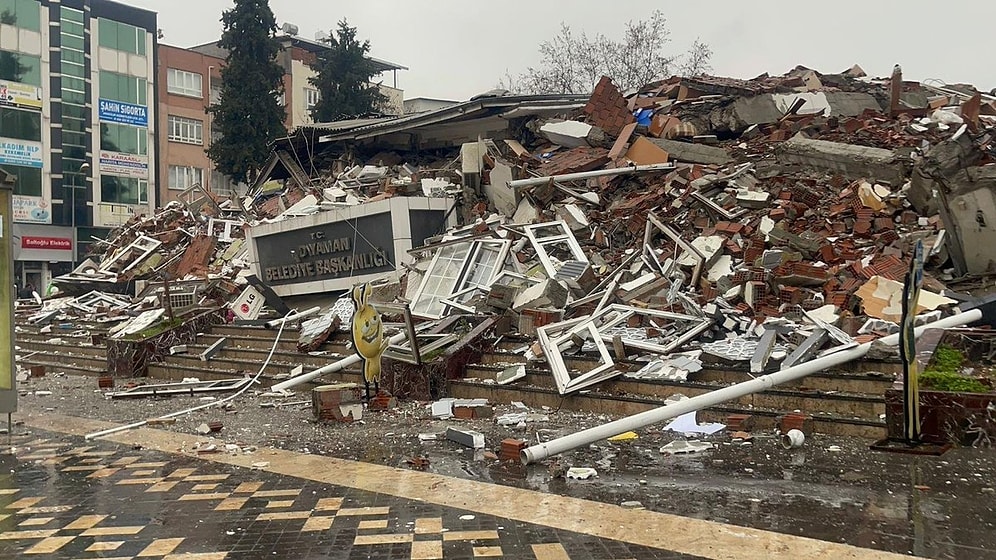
left=13, top=314, right=898, bottom=438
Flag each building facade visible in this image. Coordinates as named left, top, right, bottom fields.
left=0, top=0, right=156, bottom=291
left=191, top=32, right=406, bottom=130
left=156, top=44, right=230, bottom=206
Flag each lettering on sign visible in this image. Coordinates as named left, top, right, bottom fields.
left=21, top=236, right=72, bottom=250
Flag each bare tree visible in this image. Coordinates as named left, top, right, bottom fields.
left=680, top=38, right=713, bottom=77
left=510, top=11, right=709, bottom=95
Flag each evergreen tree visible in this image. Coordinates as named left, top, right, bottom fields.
left=309, top=19, right=387, bottom=122
left=207, top=0, right=286, bottom=185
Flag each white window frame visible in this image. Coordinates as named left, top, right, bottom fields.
left=410, top=238, right=511, bottom=319
left=523, top=221, right=589, bottom=278
left=168, top=165, right=203, bottom=190
left=304, top=87, right=320, bottom=110
left=167, top=115, right=203, bottom=145
left=167, top=68, right=203, bottom=98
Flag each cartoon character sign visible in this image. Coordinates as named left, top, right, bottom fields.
left=351, top=283, right=390, bottom=401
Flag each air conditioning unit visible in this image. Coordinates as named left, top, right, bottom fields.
left=281, top=22, right=299, bottom=36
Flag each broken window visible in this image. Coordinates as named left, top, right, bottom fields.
left=410, top=239, right=511, bottom=319
left=523, top=221, right=588, bottom=278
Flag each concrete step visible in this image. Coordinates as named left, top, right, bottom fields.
left=466, top=360, right=895, bottom=396
left=207, top=325, right=303, bottom=340
left=192, top=334, right=352, bottom=354
left=156, top=353, right=363, bottom=377
left=16, top=340, right=106, bottom=359
left=14, top=331, right=104, bottom=345
left=449, top=380, right=886, bottom=439
left=16, top=355, right=106, bottom=376
left=146, top=363, right=365, bottom=389
left=463, top=365, right=886, bottom=422
left=176, top=345, right=351, bottom=369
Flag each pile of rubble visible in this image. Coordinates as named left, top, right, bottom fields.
left=21, top=186, right=252, bottom=339
left=383, top=64, right=996, bottom=394
left=21, top=63, right=996, bottom=399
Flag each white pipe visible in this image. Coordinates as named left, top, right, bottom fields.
left=270, top=331, right=409, bottom=392
left=264, top=306, right=320, bottom=329
left=508, top=163, right=675, bottom=189
left=521, top=309, right=983, bottom=464
left=85, top=309, right=293, bottom=440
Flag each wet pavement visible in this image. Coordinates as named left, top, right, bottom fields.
left=0, top=428, right=692, bottom=559
left=4, top=412, right=920, bottom=560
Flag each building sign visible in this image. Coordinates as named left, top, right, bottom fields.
left=21, top=236, right=71, bottom=250
left=12, top=224, right=74, bottom=262
left=0, top=138, right=43, bottom=168
left=99, top=150, right=149, bottom=178
left=12, top=195, right=50, bottom=224
left=98, top=98, right=148, bottom=127
left=0, top=80, right=42, bottom=111
left=254, top=213, right=395, bottom=287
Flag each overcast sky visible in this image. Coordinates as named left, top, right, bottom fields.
left=129, top=0, right=996, bottom=101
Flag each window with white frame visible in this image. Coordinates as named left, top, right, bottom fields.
left=167, top=68, right=203, bottom=98
left=410, top=239, right=511, bottom=319
left=168, top=165, right=202, bottom=190
left=167, top=115, right=203, bottom=145
left=304, top=88, right=320, bottom=110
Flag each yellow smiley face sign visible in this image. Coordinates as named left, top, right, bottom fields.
left=351, top=283, right=388, bottom=386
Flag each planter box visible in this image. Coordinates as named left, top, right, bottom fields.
left=885, top=388, right=996, bottom=445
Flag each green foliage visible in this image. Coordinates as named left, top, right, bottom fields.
left=207, top=0, right=286, bottom=185
left=920, top=345, right=990, bottom=393
left=928, top=345, right=964, bottom=374
left=919, top=370, right=990, bottom=393
left=309, top=19, right=387, bottom=122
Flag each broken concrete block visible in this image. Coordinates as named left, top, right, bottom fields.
left=431, top=399, right=455, bottom=419
left=677, top=236, right=724, bottom=268
left=540, top=120, right=595, bottom=148
left=513, top=279, right=569, bottom=312
left=776, top=134, right=906, bottom=185
left=486, top=283, right=519, bottom=310
left=735, top=190, right=770, bottom=209
left=446, top=427, right=485, bottom=449
left=646, top=138, right=732, bottom=165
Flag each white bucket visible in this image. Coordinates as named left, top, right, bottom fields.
left=781, top=429, right=805, bottom=449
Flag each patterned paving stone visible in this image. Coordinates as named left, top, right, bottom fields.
left=0, top=430, right=702, bottom=559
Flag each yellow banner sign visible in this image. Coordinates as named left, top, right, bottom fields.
left=0, top=80, right=43, bottom=111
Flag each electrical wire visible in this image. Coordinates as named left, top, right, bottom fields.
left=84, top=310, right=292, bottom=440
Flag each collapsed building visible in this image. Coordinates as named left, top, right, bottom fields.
left=16, top=64, right=996, bottom=455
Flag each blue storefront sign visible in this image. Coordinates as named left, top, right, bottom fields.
left=98, top=99, right=148, bottom=127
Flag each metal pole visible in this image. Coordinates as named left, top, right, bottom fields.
left=521, top=309, right=984, bottom=464
left=70, top=172, right=76, bottom=269
left=270, top=331, right=408, bottom=392
left=507, top=163, right=676, bottom=190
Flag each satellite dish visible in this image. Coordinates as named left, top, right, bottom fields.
left=281, top=23, right=299, bottom=36
left=315, top=30, right=329, bottom=43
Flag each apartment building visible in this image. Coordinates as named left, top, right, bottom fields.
left=156, top=44, right=230, bottom=206
left=0, top=0, right=157, bottom=291
left=191, top=30, right=406, bottom=130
